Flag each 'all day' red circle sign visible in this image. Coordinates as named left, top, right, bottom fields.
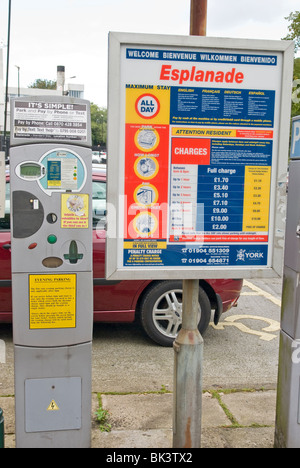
left=135, top=94, right=160, bottom=119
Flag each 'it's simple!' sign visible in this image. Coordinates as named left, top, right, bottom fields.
left=106, top=32, right=294, bottom=281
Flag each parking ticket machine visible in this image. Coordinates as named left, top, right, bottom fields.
left=275, top=115, right=300, bottom=448
left=10, top=96, right=93, bottom=448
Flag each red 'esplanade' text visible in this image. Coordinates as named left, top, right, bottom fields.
left=160, top=65, right=244, bottom=85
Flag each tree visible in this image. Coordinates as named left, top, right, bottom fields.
left=283, top=11, right=300, bottom=52
left=28, top=79, right=57, bottom=90
left=283, top=12, right=300, bottom=117
left=90, top=103, right=107, bottom=148
left=292, top=58, right=300, bottom=117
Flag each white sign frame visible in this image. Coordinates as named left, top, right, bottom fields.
left=106, top=32, right=294, bottom=280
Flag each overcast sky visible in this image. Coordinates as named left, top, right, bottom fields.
left=0, top=0, right=299, bottom=107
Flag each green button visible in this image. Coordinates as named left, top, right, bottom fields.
left=47, top=235, right=57, bottom=245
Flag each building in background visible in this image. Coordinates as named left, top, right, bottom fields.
left=0, top=49, right=84, bottom=135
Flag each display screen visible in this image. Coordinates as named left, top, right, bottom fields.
left=20, top=164, right=42, bottom=178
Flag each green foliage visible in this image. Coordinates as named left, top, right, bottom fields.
left=95, top=407, right=111, bottom=432
left=28, top=78, right=57, bottom=90
left=95, top=395, right=111, bottom=432
left=283, top=12, right=300, bottom=117
left=283, top=11, right=300, bottom=52
left=90, top=103, right=107, bottom=147
left=292, top=58, right=300, bottom=118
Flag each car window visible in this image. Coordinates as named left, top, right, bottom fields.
left=0, top=182, right=10, bottom=230
left=92, top=180, right=106, bottom=229
left=0, top=180, right=106, bottom=231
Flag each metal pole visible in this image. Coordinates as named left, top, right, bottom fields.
left=4, top=0, right=12, bottom=158
left=190, top=0, right=207, bottom=36
left=173, top=280, right=203, bottom=448
left=172, top=0, right=208, bottom=449
left=15, top=65, right=20, bottom=97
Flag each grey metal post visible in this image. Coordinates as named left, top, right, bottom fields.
left=173, top=279, right=203, bottom=448
left=172, top=0, right=207, bottom=450
left=190, top=0, right=207, bottom=36
left=275, top=116, right=300, bottom=448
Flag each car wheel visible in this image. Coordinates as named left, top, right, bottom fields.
left=140, top=281, right=211, bottom=347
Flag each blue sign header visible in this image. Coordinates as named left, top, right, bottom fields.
left=126, top=49, right=278, bottom=66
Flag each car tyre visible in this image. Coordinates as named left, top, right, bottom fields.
left=140, top=281, right=211, bottom=347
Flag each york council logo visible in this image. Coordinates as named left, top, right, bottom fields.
left=135, top=94, right=160, bottom=119
left=236, top=249, right=264, bottom=262
left=236, top=249, right=246, bottom=262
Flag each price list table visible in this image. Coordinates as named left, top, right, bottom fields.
left=197, top=164, right=271, bottom=240
left=198, top=166, right=245, bottom=233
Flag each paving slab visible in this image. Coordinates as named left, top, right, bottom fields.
left=221, top=390, right=277, bottom=427
left=0, top=389, right=278, bottom=448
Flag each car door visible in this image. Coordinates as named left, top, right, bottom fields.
left=91, top=175, right=148, bottom=319
left=92, top=176, right=120, bottom=313
left=92, top=176, right=106, bottom=278
left=0, top=175, right=146, bottom=322
left=0, top=180, right=12, bottom=318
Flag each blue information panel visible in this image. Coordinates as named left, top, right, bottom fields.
left=123, top=81, right=274, bottom=269
left=170, top=88, right=275, bottom=128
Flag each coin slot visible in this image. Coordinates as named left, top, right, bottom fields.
left=47, top=213, right=58, bottom=224
left=42, top=257, right=63, bottom=269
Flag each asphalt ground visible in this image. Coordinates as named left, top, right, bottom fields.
left=0, top=277, right=283, bottom=448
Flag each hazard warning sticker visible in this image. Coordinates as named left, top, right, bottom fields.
left=47, top=400, right=60, bottom=411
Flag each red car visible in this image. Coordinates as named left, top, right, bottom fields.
left=0, top=165, right=243, bottom=346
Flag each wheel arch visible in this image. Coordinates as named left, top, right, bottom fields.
left=135, top=279, right=217, bottom=318
left=199, top=280, right=218, bottom=309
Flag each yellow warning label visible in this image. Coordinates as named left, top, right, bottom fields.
left=61, top=194, right=89, bottom=229
left=124, top=241, right=167, bottom=249
left=47, top=180, right=61, bottom=188
left=242, top=166, right=271, bottom=232
left=172, top=127, right=237, bottom=138
left=47, top=400, right=60, bottom=411
left=29, top=274, right=76, bottom=329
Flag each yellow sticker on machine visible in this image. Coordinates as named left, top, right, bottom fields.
left=61, top=194, right=89, bottom=229
left=29, top=274, right=76, bottom=329
left=47, top=400, right=60, bottom=411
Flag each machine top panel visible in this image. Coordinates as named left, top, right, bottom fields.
left=10, top=96, right=92, bottom=148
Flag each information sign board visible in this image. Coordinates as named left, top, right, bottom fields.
left=29, top=274, right=76, bottom=330
left=11, top=100, right=88, bottom=142
left=106, top=33, right=294, bottom=280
